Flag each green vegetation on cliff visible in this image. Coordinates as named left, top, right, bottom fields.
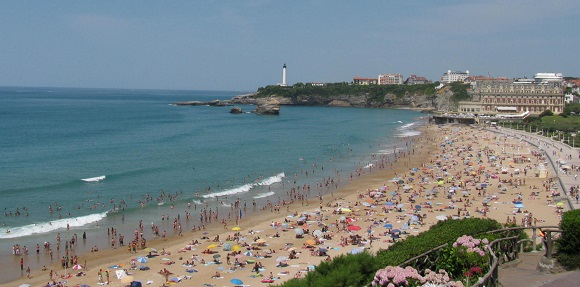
left=255, top=82, right=438, bottom=103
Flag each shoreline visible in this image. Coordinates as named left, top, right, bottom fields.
left=3, top=123, right=567, bottom=287
left=0, top=121, right=426, bottom=285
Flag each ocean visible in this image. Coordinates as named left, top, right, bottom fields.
left=0, top=86, right=424, bottom=282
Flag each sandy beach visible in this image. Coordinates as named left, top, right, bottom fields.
left=4, top=123, right=566, bottom=287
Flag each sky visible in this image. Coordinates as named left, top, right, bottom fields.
left=0, top=0, right=578, bottom=92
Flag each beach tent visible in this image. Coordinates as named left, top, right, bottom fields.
left=116, top=269, right=128, bottom=279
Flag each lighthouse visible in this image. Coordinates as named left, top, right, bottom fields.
left=281, top=63, right=288, bottom=87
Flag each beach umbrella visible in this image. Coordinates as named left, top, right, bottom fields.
left=318, top=247, right=328, bottom=253
left=232, top=245, right=241, bottom=252
left=362, top=202, right=371, bottom=207
left=231, top=226, right=241, bottom=231
left=135, top=257, right=148, bottom=263
left=313, top=230, right=323, bottom=237
left=244, top=251, right=253, bottom=256
left=294, top=228, right=304, bottom=236
left=305, top=239, right=316, bottom=245
left=391, top=229, right=401, bottom=234
left=557, top=202, right=564, bottom=207
left=383, top=223, right=393, bottom=229
left=514, top=203, right=524, bottom=209
left=281, top=222, right=289, bottom=229
left=230, top=278, right=243, bottom=285
left=72, top=264, right=83, bottom=270
left=348, top=225, right=361, bottom=231
left=207, top=244, right=217, bottom=249
left=411, top=215, right=419, bottom=222
left=396, top=204, right=405, bottom=209
left=385, top=201, right=394, bottom=206
left=276, top=256, right=288, bottom=262
left=339, top=216, right=346, bottom=222
left=397, top=179, right=405, bottom=184
left=415, top=205, right=422, bottom=210
left=438, top=180, right=444, bottom=185
left=222, top=242, right=232, bottom=251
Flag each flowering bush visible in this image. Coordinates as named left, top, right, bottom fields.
left=372, top=266, right=465, bottom=287
left=436, top=235, right=490, bottom=281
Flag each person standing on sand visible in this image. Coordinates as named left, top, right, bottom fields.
left=20, top=257, right=23, bottom=271
left=26, top=266, right=30, bottom=278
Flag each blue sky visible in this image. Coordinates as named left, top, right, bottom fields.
left=0, top=0, right=578, bottom=91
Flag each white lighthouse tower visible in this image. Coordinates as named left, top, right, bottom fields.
left=281, top=63, right=288, bottom=86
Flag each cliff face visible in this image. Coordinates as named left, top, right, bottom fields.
left=231, top=86, right=456, bottom=111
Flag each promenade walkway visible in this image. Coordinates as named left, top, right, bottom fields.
left=488, top=126, right=580, bottom=211
left=498, top=252, right=580, bottom=287
left=488, top=126, right=580, bottom=286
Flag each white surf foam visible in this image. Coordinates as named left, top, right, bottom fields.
left=256, top=173, right=285, bottom=186
left=395, top=122, right=421, bottom=138
left=202, top=182, right=255, bottom=199
left=202, top=173, right=285, bottom=199
left=253, top=191, right=275, bottom=199
left=81, top=175, right=106, bottom=182
left=1, top=211, right=108, bottom=239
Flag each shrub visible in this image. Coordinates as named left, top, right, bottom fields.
left=375, top=218, right=501, bottom=267
left=435, top=236, right=490, bottom=279
left=555, top=209, right=580, bottom=270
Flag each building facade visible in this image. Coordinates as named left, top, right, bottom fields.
left=473, top=78, right=565, bottom=114
left=378, top=74, right=404, bottom=85
left=353, top=77, right=378, bottom=85
left=404, top=74, right=431, bottom=85
left=441, top=70, right=470, bottom=84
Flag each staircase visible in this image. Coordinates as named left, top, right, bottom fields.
left=498, top=252, right=580, bottom=287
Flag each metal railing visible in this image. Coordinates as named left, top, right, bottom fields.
left=397, top=226, right=562, bottom=287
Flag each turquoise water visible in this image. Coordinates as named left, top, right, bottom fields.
left=0, top=86, right=424, bottom=282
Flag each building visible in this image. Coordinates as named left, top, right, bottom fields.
left=533, top=73, right=563, bottom=84
left=404, top=74, right=431, bottom=85
left=472, top=76, right=565, bottom=114
left=353, top=77, right=378, bottom=85
left=378, top=74, right=404, bottom=85
left=440, top=70, right=470, bottom=84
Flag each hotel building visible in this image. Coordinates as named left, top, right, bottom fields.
left=468, top=74, right=565, bottom=114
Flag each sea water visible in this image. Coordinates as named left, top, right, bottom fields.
left=0, top=86, right=424, bottom=282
